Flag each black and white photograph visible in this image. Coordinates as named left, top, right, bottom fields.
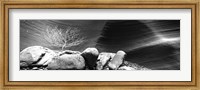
left=19, top=20, right=180, bottom=70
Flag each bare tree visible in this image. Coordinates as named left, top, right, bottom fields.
left=42, top=26, right=84, bottom=50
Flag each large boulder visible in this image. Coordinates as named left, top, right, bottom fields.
left=108, top=50, right=126, bottom=70
left=20, top=51, right=34, bottom=67
left=47, top=54, right=85, bottom=70
left=20, top=46, right=56, bottom=69
left=81, top=48, right=99, bottom=70
left=96, top=52, right=115, bottom=70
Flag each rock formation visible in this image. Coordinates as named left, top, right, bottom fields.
left=96, top=52, right=115, bottom=70
left=81, top=48, right=99, bottom=70
left=20, top=46, right=150, bottom=70
left=108, top=50, right=126, bottom=70
left=20, top=46, right=56, bottom=69
left=47, top=54, right=85, bottom=70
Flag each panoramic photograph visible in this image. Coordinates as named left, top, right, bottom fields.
left=19, top=20, right=180, bottom=70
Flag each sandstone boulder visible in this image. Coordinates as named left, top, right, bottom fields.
left=47, top=54, right=85, bottom=70
left=96, top=52, right=115, bottom=70
left=108, top=50, right=126, bottom=70
left=81, top=48, right=99, bottom=70
left=20, top=46, right=56, bottom=69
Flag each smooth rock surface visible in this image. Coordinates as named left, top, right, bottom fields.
left=20, top=46, right=56, bottom=68
left=96, top=52, right=115, bottom=70
left=47, top=54, right=85, bottom=70
left=108, top=50, right=126, bottom=70
left=81, top=48, right=99, bottom=70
